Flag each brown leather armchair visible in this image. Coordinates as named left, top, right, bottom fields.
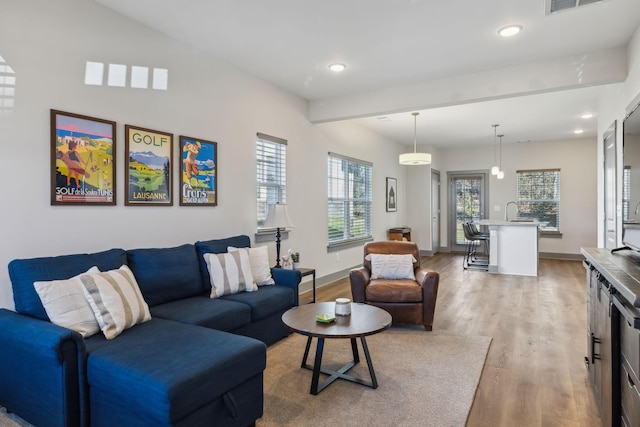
left=349, top=241, right=439, bottom=331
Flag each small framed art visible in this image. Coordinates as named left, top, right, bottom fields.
left=179, top=136, right=218, bottom=206
left=51, top=109, right=116, bottom=205
left=124, top=125, right=173, bottom=206
left=386, top=177, right=397, bottom=212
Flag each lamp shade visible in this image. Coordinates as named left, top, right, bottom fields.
left=263, top=203, right=295, bottom=229
left=399, top=112, right=431, bottom=166
left=399, top=152, right=431, bottom=165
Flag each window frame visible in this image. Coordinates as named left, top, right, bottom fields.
left=256, top=133, right=287, bottom=232
left=516, top=168, right=561, bottom=236
left=327, top=152, right=373, bottom=250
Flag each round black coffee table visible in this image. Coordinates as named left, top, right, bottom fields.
left=281, top=302, right=392, bottom=395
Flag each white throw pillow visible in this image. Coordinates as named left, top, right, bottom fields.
left=205, top=251, right=258, bottom=298
left=34, top=266, right=101, bottom=337
left=228, top=245, right=275, bottom=286
left=80, top=265, right=151, bottom=340
left=367, top=254, right=416, bottom=280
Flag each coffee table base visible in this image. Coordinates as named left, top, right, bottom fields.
left=301, top=335, right=378, bottom=395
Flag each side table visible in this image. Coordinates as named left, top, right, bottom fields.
left=388, top=227, right=411, bottom=241
left=297, top=267, right=316, bottom=303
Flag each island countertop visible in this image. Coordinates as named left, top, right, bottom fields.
left=477, top=219, right=542, bottom=226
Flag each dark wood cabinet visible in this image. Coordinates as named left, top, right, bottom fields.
left=586, top=263, right=618, bottom=427
left=614, top=294, right=640, bottom=427
left=582, top=248, right=640, bottom=427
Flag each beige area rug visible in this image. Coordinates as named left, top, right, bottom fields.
left=258, top=327, right=492, bottom=427
left=0, top=408, right=31, bottom=427
left=0, top=329, right=490, bottom=427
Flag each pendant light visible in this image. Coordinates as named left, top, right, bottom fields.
left=399, top=112, right=431, bottom=165
left=491, top=124, right=500, bottom=175
left=497, top=134, right=505, bottom=180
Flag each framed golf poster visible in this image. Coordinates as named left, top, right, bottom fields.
left=179, top=135, right=217, bottom=206
left=124, top=125, right=173, bottom=206
left=51, top=109, right=116, bottom=205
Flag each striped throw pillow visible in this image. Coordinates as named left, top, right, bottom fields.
left=204, top=251, right=257, bottom=298
left=227, top=245, right=275, bottom=286
left=80, top=265, right=151, bottom=340
left=34, top=266, right=101, bottom=337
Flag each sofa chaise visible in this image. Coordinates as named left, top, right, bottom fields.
left=0, top=235, right=301, bottom=427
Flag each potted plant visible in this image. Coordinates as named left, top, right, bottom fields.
left=291, top=251, right=300, bottom=269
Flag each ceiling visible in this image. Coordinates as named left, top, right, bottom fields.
left=94, top=0, right=640, bottom=148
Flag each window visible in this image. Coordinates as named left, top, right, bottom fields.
left=256, top=133, right=287, bottom=228
left=516, top=169, right=560, bottom=233
left=328, top=153, right=372, bottom=248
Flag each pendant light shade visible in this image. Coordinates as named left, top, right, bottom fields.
left=399, top=152, right=432, bottom=165
left=399, top=112, right=431, bottom=165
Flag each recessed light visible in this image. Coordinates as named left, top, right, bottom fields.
left=581, top=113, right=594, bottom=119
left=328, top=63, right=347, bottom=72
left=574, top=129, right=584, bottom=134
left=498, top=25, right=523, bottom=37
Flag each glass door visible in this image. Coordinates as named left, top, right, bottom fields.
left=448, top=172, right=488, bottom=252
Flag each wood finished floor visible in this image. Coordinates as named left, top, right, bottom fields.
left=299, top=252, right=602, bottom=427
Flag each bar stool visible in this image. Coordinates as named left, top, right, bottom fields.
left=470, top=222, right=490, bottom=255
left=462, top=222, right=488, bottom=271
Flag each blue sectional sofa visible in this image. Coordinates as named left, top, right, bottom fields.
left=0, top=235, right=301, bottom=427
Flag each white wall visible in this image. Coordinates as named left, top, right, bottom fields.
left=433, top=138, right=598, bottom=255
left=404, top=145, right=440, bottom=252
left=0, top=0, right=408, bottom=309
left=2, top=0, right=631, bottom=310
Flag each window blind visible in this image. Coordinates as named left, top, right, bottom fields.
left=516, top=169, right=560, bottom=232
left=327, top=153, right=372, bottom=245
left=256, top=133, right=287, bottom=227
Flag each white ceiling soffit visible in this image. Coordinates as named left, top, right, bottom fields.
left=546, top=0, right=607, bottom=15
left=93, top=0, right=640, bottom=146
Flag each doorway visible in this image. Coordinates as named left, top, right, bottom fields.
left=448, top=171, right=489, bottom=253
left=431, top=170, right=441, bottom=254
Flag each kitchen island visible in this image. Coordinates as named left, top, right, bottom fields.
left=477, top=219, right=541, bottom=276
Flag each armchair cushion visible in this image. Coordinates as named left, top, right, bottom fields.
left=366, top=279, right=423, bottom=303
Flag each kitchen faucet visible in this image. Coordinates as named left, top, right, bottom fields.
left=505, top=201, right=518, bottom=221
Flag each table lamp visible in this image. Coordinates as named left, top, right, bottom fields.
left=263, top=203, right=295, bottom=268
